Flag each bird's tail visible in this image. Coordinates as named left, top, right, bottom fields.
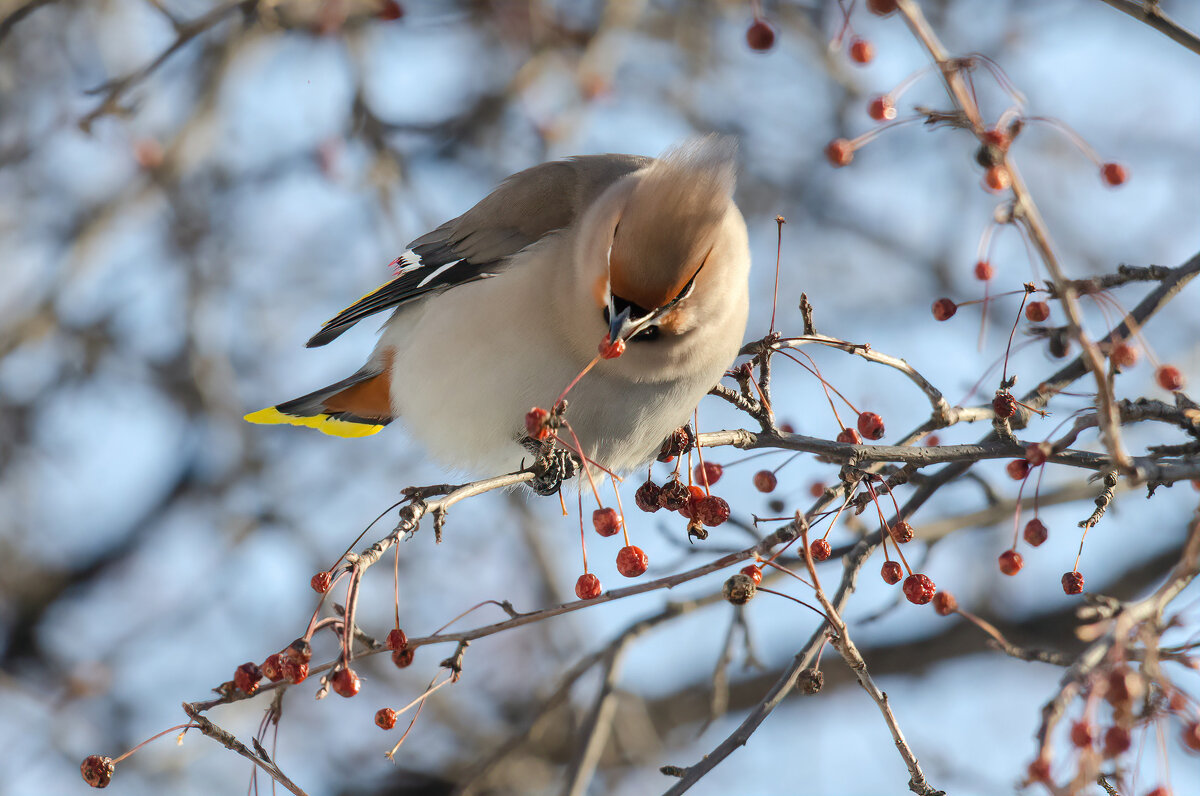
left=244, top=367, right=393, bottom=439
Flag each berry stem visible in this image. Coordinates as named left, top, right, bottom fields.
left=769, top=215, right=785, bottom=333
left=111, top=724, right=201, bottom=766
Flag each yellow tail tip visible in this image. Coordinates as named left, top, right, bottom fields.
left=243, top=407, right=384, bottom=439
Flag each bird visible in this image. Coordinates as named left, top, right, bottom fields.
left=245, top=137, right=751, bottom=478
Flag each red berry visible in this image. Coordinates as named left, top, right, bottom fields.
left=375, top=707, right=398, bottom=730
left=81, top=755, right=115, bottom=788
left=868, top=95, right=896, bottom=121
left=1026, top=757, right=1051, bottom=783
left=779, top=422, right=795, bottom=433
left=740, top=565, right=763, bottom=585
left=825, top=138, right=853, bottom=167
left=753, top=470, right=777, bottom=493
left=1070, top=720, right=1094, bottom=748
left=311, top=570, right=332, bottom=593
left=932, top=297, right=958, bottom=321
left=385, top=628, right=408, bottom=651
left=998, top=549, right=1023, bottom=575
left=1102, top=725, right=1131, bottom=756
left=1061, top=570, right=1084, bottom=595
left=678, top=485, right=706, bottom=520
left=234, top=662, right=262, bottom=695
left=575, top=573, right=602, bottom=600
left=598, top=333, right=625, bottom=359
left=1144, top=788, right=1171, bottom=796
left=848, top=37, right=874, bottom=64
left=1023, top=519, right=1048, bottom=547
left=809, top=481, right=825, bottom=498
left=1006, top=459, right=1031, bottom=480
left=836, top=427, right=862, bottom=444
left=857, top=411, right=885, bottom=440
left=809, top=538, right=832, bottom=561
left=658, top=479, right=690, bottom=511
left=1025, top=301, right=1050, bottom=322
left=693, top=461, right=724, bottom=487
left=867, top=0, right=898, bottom=14
left=261, top=653, right=284, bottom=682
left=378, top=0, right=403, bottom=20
left=925, top=434, right=940, bottom=446
left=1101, top=162, right=1127, bottom=186
left=984, top=165, right=1011, bottom=192
left=890, top=520, right=914, bottom=544
left=281, top=659, right=309, bottom=684
left=1156, top=365, right=1185, bottom=391
left=592, top=507, right=622, bottom=537
left=746, top=18, right=776, bottom=51
left=697, top=495, right=730, bottom=527
left=932, top=590, right=958, bottom=616
left=881, top=560, right=903, bottom=584
left=902, top=573, right=936, bottom=605
left=331, top=667, right=360, bottom=698
left=982, top=128, right=1009, bottom=148
left=974, top=259, right=995, bottom=281
left=525, top=407, right=551, bottom=440
left=1182, top=721, right=1200, bottom=752
left=391, top=647, right=415, bottom=668
left=992, top=392, right=1016, bottom=419
left=1025, top=442, right=1051, bottom=467
left=616, top=545, right=649, bottom=577
left=1111, top=342, right=1138, bottom=368
left=634, top=480, right=662, bottom=512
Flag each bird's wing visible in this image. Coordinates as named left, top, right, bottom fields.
left=306, top=153, right=652, bottom=348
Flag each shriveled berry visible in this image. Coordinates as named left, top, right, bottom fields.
left=1156, top=365, right=1185, bottom=392
left=998, top=549, right=1023, bottom=575
left=799, top=667, right=823, bottom=694
left=311, top=570, right=332, bottom=593
left=984, top=165, right=1010, bottom=192
left=1103, top=725, right=1131, bottom=756
left=1025, top=442, right=1051, bottom=467
left=1006, top=459, right=1031, bottom=480
left=857, top=411, right=885, bottom=440
left=1111, top=342, right=1138, bottom=368
left=658, top=479, right=690, bottom=511
left=740, top=565, right=763, bottom=585
left=678, top=485, right=707, bottom=520
left=903, top=573, right=936, bottom=605
left=391, top=647, right=415, bottom=668
left=746, top=18, right=776, bottom=51
left=868, top=95, right=896, bottom=121
left=993, top=392, right=1016, bottom=418
left=867, top=0, right=897, bottom=15
left=575, top=573, right=602, bottom=600
left=1026, top=757, right=1051, bottom=783
left=81, top=755, right=115, bottom=788
left=598, top=333, right=625, bottom=359
left=932, top=298, right=957, bottom=321
left=809, top=538, right=832, bottom=561
left=1101, top=162, right=1127, bottom=186
left=825, top=138, right=853, bottom=167
left=375, top=708, right=398, bottom=730
left=836, top=427, right=862, bottom=444
left=261, top=653, right=284, bottom=682
left=658, top=427, right=692, bottom=461
left=524, top=407, right=551, bottom=440
left=634, top=480, right=662, bottom=512
left=881, top=560, right=903, bottom=584
left=723, top=572, right=757, bottom=605
left=1062, top=570, right=1084, bottom=595
left=284, top=638, right=312, bottom=664
left=385, top=628, right=408, bottom=651
left=592, top=507, right=622, bottom=537
left=694, top=461, right=723, bottom=487
left=1181, top=721, right=1200, bottom=752
left=848, top=37, right=874, bottom=64
left=890, top=521, right=914, bottom=544
left=1023, top=518, right=1048, bottom=547
left=1025, top=301, right=1050, bottom=322
left=974, top=259, right=995, bottom=281
left=932, top=590, right=958, bottom=616
left=697, top=495, right=730, bottom=527
left=616, top=545, right=649, bottom=577
left=687, top=518, right=708, bottom=542
left=331, top=667, right=360, bottom=698
left=378, top=1, right=404, bottom=21
left=753, top=470, right=777, bottom=493
left=281, top=659, right=309, bottom=684
left=235, top=662, right=263, bottom=695
left=1070, top=720, right=1094, bottom=748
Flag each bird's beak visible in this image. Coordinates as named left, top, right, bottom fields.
left=607, top=301, right=662, bottom=345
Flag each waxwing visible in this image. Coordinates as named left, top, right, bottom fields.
left=246, top=137, right=752, bottom=476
